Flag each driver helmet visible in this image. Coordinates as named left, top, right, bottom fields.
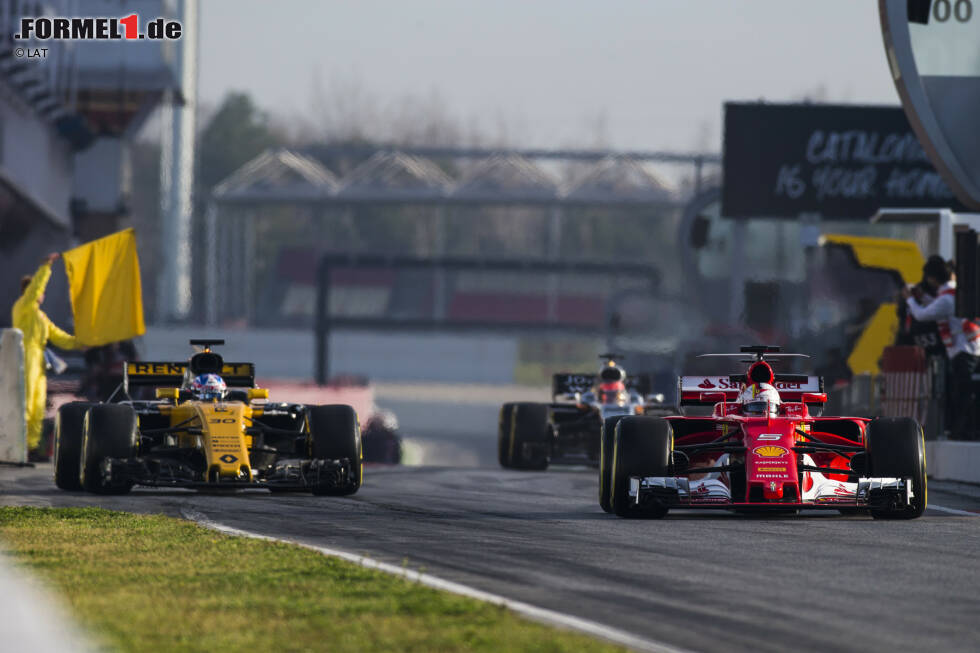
left=191, top=373, right=227, bottom=400
left=599, top=365, right=626, bottom=404
left=738, top=382, right=781, bottom=416
left=598, top=381, right=627, bottom=404
left=598, top=364, right=627, bottom=404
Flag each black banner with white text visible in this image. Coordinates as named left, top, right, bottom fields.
left=722, top=102, right=966, bottom=219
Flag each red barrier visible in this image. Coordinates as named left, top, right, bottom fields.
left=880, top=346, right=929, bottom=422
left=258, top=380, right=376, bottom=421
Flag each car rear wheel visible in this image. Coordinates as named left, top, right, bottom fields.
left=866, top=417, right=927, bottom=519
left=508, top=403, right=550, bottom=470
left=610, top=417, right=672, bottom=518
left=308, top=405, right=362, bottom=496
left=80, top=405, right=137, bottom=494
left=498, top=403, right=517, bottom=468
left=599, top=415, right=626, bottom=513
left=54, top=402, right=92, bottom=491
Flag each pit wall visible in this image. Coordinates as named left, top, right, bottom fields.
left=925, top=441, right=980, bottom=485
left=141, top=326, right=518, bottom=384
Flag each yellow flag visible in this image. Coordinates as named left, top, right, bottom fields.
left=62, top=228, right=146, bottom=347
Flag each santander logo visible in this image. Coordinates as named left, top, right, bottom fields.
left=682, top=375, right=817, bottom=392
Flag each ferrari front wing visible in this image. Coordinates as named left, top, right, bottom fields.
left=630, top=475, right=916, bottom=510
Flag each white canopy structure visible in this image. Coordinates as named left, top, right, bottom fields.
left=566, top=157, right=673, bottom=205
left=338, top=152, right=452, bottom=202
left=205, top=145, right=714, bottom=325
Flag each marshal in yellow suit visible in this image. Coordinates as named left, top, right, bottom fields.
left=11, top=254, right=80, bottom=452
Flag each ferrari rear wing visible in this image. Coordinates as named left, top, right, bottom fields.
left=124, top=361, right=256, bottom=392
left=678, top=374, right=824, bottom=407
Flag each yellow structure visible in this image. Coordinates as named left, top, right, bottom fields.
left=820, top=234, right=924, bottom=284
left=820, top=234, right=924, bottom=375
left=846, top=304, right=899, bottom=376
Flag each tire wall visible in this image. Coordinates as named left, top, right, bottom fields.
left=0, top=329, right=26, bottom=463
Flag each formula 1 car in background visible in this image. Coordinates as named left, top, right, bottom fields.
left=53, top=339, right=362, bottom=495
left=361, top=409, right=403, bottom=464
left=602, top=346, right=926, bottom=519
left=499, top=354, right=673, bottom=470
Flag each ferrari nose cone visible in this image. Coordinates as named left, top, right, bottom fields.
left=763, top=480, right=784, bottom=500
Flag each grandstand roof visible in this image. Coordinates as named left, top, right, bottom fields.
left=452, top=154, right=560, bottom=203
left=212, top=148, right=339, bottom=203
left=337, top=152, right=452, bottom=201
left=565, top=157, right=673, bottom=204
left=211, top=147, right=687, bottom=207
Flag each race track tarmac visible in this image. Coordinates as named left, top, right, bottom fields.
left=2, top=463, right=978, bottom=653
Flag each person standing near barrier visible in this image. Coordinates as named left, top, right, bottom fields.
left=11, top=253, right=80, bottom=461
left=896, top=281, right=944, bottom=354
left=903, top=256, right=980, bottom=440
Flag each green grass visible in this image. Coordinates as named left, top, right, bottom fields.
left=0, top=507, right=622, bottom=653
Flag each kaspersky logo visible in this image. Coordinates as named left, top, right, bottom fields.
left=13, top=14, right=182, bottom=41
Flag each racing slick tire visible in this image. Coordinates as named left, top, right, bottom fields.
left=866, top=418, right=927, bottom=519
left=610, top=417, right=672, bottom=518
left=508, top=403, right=550, bottom=471
left=498, top=403, right=517, bottom=468
left=54, top=402, right=93, bottom=491
left=599, top=415, right=626, bottom=513
left=308, top=405, right=362, bottom=496
left=80, top=405, right=137, bottom=495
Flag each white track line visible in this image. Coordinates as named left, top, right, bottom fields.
left=927, top=503, right=979, bottom=516
left=181, top=508, right=695, bottom=653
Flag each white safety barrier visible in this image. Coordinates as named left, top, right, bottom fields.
left=926, top=441, right=980, bottom=485
left=0, top=328, right=27, bottom=464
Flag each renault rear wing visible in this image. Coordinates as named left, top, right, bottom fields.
left=124, top=361, right=256, bottom=393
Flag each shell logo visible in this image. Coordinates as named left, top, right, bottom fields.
left=753, top=445, right=788, bottom=458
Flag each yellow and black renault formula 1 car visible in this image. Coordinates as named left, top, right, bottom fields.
left=53, top=340, right=362, bottom=495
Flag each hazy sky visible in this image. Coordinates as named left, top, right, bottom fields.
left=198, top=0, right=900, bottom=153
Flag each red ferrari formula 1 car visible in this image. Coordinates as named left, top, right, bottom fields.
left=600, top=346, right=927, bottom=519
